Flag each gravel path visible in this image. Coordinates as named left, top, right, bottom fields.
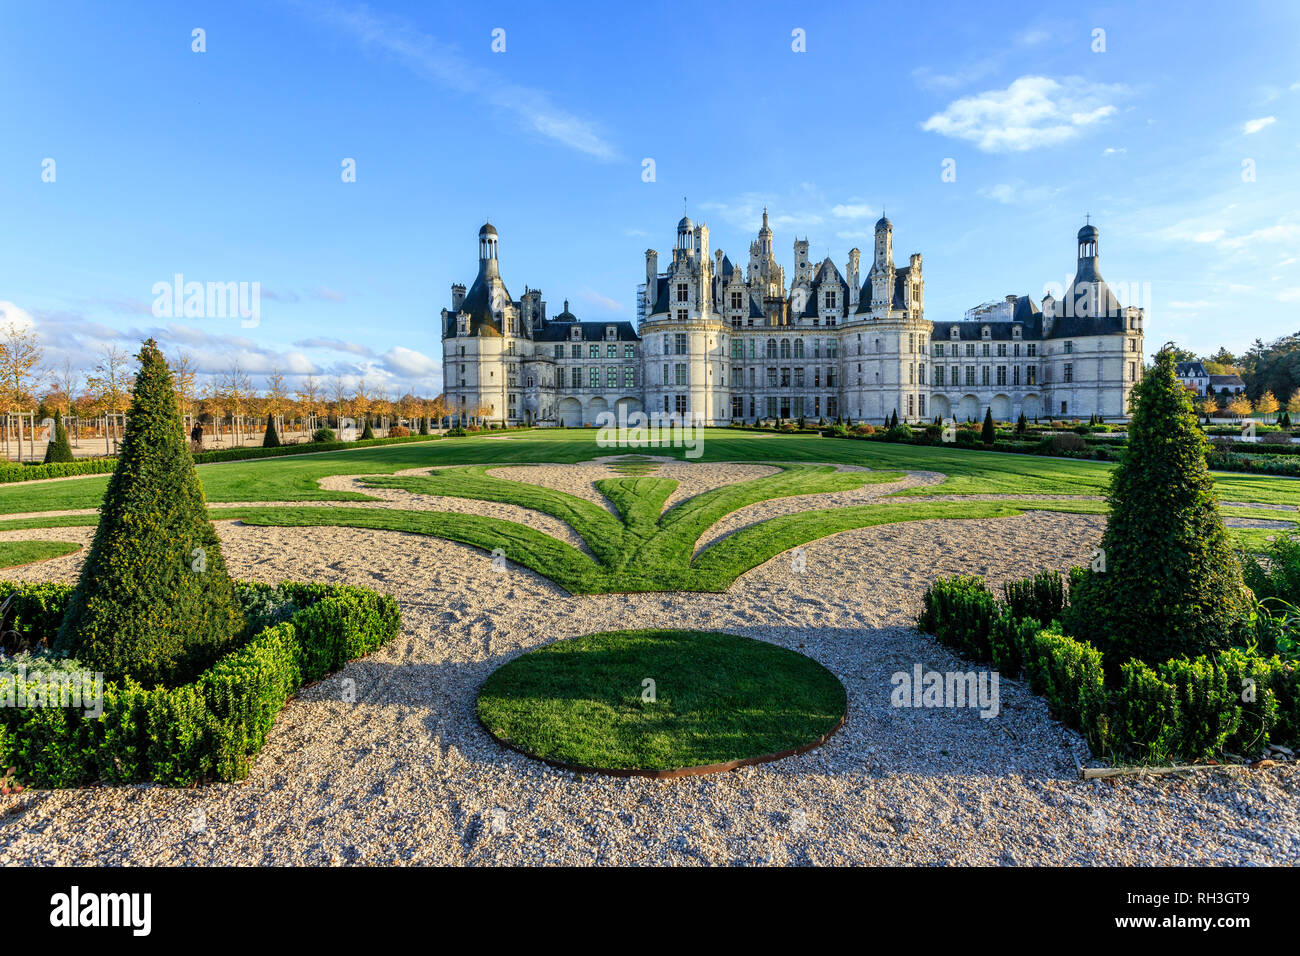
left=2, top=496, right=1295, bottom=866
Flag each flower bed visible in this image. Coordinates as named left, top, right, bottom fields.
left=0, top=581, right=400, bottom=787
left=917, top=572, right=1300, bottom=763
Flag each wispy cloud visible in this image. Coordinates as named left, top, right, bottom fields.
left=578, top=289, right=627, bottom=314
left=978, top=181, right=1061, bottom=205
left=922, top=75, right=1128, bottom=152
left=831, top=203, right=874, bottom=219
left=305, top=2, right=617, bottom=161
left=293, top=336, right=374, bottom=356
left=1243, top=116, right=1276, bottom=134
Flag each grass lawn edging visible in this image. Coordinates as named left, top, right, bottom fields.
left=0, top=580, right=400, bottom=788
left=917, top=573, right=1300, bottom=764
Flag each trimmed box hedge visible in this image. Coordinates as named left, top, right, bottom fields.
left=0, top=580, right=400, bottom=787
left=0, top=432, right=452, bottom=485
left=918, top=572, right=1300, bottom=764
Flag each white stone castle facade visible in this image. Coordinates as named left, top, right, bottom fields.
left=441, top=216, right=1143, bottom=426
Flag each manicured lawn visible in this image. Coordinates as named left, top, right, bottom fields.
left=0, top=540, right=80, bottom=568
left=476, top=629, right=847, bottom=773
left=3, top=428, right=1299, bottom=514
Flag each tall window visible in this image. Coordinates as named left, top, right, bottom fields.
left=674, top=333, right=688, bottom=355
left=766, top=338, right=778, bottom=359
left=676, top=283, right=688, bottom=303
left=675, top=364, right=688, bottom=386
left=1064, top=363, right=1074, bottom=383
left=589, top=367, right=599, bottom=388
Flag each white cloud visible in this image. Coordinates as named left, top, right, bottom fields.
left=921, top=75, right=1127, bottom=152
left=1244, top=116, right=1276, bottom=134
left=1278, top=288, right=1300, bottom=302
left=1168, top=300, right=1213, bottom=309
left=309, top=3, right=617, bottom=161
left=831, top=203, right=874, bottom=219
left=381, top=345, right=438, bottom=377
left=1102, top=146, right=1127, bottom=155
left=1194, top=230, right=1225, bottom=243
left=1219, top=223, right=1300, bottom=249
left=0, top=301, right=36, bottom=333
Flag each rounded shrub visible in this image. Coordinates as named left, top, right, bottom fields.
left=389, top=424, right=410, bottom=438
left=1065, top=349, right=1249, bottom=666
left=55, top=339, right=246, bottom=687
left=43, top=409, right=75, bottom=464
left=312, top=426, right=335, bottom=443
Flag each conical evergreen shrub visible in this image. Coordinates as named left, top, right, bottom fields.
left=56, top=339, right=246, bottom=686
left=981, top=408, right=995, bottom=445
left=262, top=413, right=280, bottom=448
left=418, top=416, right=429, bottom=435
left=43, top=409, right=75, bottom=464
left=1065, top=349, right=1248, bottom=667
left=361, top=416, right=375, bottom=440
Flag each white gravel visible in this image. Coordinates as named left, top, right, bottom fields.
left=1, top=463, right=1296, bottom=866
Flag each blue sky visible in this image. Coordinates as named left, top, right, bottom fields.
left=2, top=0, right=1298, bottom=397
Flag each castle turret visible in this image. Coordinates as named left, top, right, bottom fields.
left=846, top=248, right=860, bottom=308
left=870, top=215, right=895, bottom=312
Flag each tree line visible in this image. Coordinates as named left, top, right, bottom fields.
left=0, top=321, right=455, bottom=429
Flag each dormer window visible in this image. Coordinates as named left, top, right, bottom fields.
left=1012, top=325, right=1022, bottom=338
left=949, top=327, right=959, bottom=340
left=571, top=326, right=581, bottom=341
left=606, top=325, right=616, bottom=340
left=458, top=316, right=468, bottom=335
left=981, top=326, right=991, bottom=339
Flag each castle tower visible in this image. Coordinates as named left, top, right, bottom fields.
left=870, top=215, right=895, bottom=313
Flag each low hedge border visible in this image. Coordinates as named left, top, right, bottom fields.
left=0, top=580, right=400, bottom=787
left=0, top=459, right=118, bottom=484
left=917, top=573, right=1300, bottom=764
left=0, top=433, right=453, bottom=485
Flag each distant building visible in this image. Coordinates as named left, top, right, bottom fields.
left=1177, top=361, right=1245, bottom=401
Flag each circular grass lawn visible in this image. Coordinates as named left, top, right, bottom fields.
left=476, top=629, right=847, bottom=776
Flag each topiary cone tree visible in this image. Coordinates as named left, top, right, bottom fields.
left=262, top=413, right=280, bottom=448
left=56, top=339, right=245, bottom=686
left=1066, top=348, right=1248, bottom=667
left=43, top=409, right=75, bottom=464
left=361, top=415, right=375, bottom=440
left=981, top=407, right=995, bottom=446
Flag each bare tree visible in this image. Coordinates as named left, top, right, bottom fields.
left=85, top=345, right=132, bottom=444
left=0, top=321, right=45, bottom=408
left=169, top=350, right=198, bottom=421
left=264, top=367, right=289, bottom=418
left=56, top=357, right=80, bottom=415
left=328, top=375, right=349, bottom=427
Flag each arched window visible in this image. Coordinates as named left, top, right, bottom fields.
left=793, top=339, right=805, bottom=359
left=780, top=338, right=792, bottom=359
left=766, top=338, right=778, bottom=359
